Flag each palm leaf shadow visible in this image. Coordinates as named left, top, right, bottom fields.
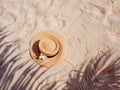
left=0, top=26, right=56, bottom=90
left=0, top=26, right=30, bottom=90
left=1, top=26, right=120, bottom=90
left=37, top=51, right=120, bottom=90
left=64, top=51, right=120, bottom=90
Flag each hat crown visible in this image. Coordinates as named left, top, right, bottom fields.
left=39, top=37, right=59, bottom=56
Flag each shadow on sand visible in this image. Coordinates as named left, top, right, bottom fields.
left=0, top=27, right=53, bottom=90
left=0, top=26, right=120, bottom=90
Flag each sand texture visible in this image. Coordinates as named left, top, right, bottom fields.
left=0, top=0, right=120, bottom=90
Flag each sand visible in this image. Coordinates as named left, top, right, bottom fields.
left=0, top=0, right=120, bottom=90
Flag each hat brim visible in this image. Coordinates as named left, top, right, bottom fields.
left=29, top=30, right=67, bottom=67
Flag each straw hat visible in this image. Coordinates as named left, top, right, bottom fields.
left=29, top=30, right=67, bottom=67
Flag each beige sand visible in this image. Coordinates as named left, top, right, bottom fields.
left=0, top=0, right=120, bottom=89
